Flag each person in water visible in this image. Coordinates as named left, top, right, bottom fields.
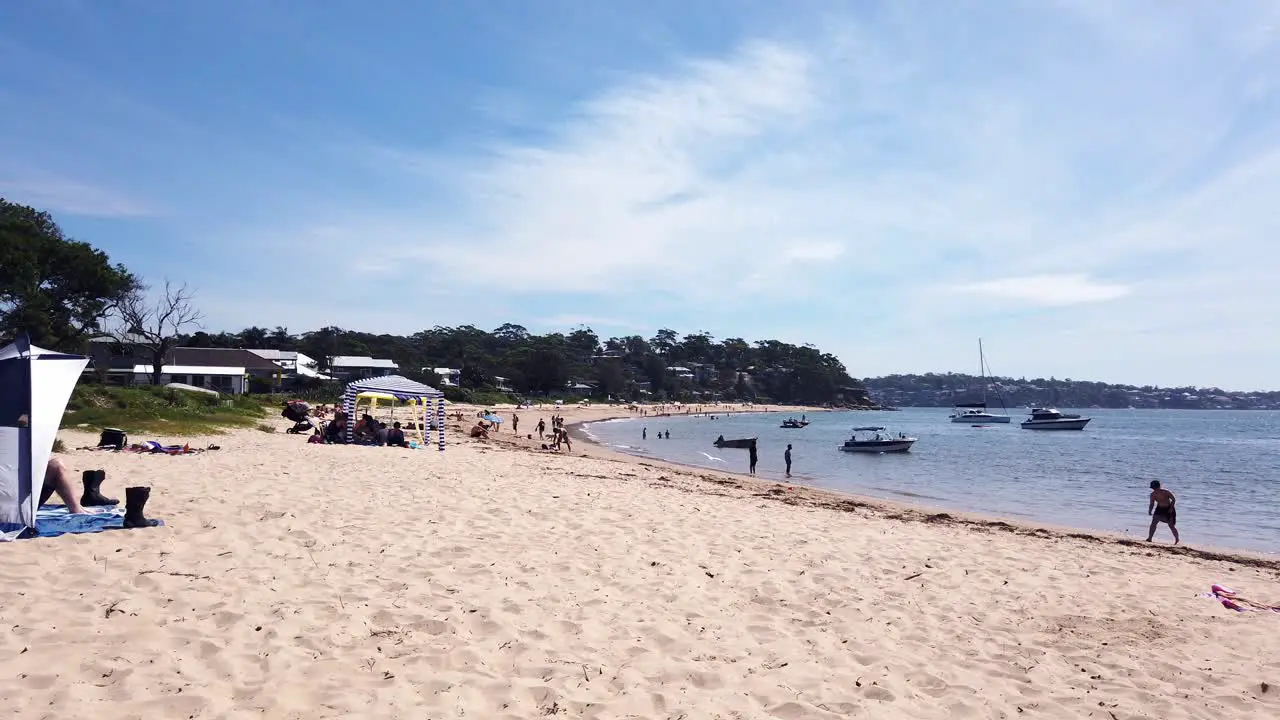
left=1147, top=480, right=1180, bottom=544
left=748, top=443, right=758, bottom=475
left=784, top=444, right=792, bottom=478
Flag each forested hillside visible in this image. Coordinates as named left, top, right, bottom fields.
left=182, top=325, right=874, bottom=406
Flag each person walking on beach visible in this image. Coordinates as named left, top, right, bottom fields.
left=536, top=418, right=546, bottom=439
left=512, top=413, right=519, bottom=434
left=748, top=443, right=758, bottom=475
left=784, top=444, right=792, bottom=478
left=1147, top=480, right=1180, bottom=544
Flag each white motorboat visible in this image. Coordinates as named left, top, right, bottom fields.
left=1020, top=408, right=1091, bottom=430
left=839, top=426, right=916, bottom=453
left=949, top=339, right=1011, bottom=424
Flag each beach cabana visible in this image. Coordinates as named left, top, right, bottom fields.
left=341, top=375, right=446, bottom=450
left=1, top=334, right=90, bottom=540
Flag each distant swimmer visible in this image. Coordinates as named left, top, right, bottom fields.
left=1147, top=480, right=1180, bottom=544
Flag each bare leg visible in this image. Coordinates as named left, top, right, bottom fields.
left=44, top=458, right=88, bottom=514
left=1170, top=522, right=1180, bottom=544
left=1146, top=516, right=1158, bottom=542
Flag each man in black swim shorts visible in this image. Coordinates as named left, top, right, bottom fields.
left=1146, top=480, right=1180, bottom=544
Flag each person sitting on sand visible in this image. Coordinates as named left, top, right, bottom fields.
left=1147, top=480, right=1180, bottom=544
left=13, top=415, right=93, bottom=513
left=470, top=423, right=490, bottom=439
left=323, top=414, right=347, bottom=443
left=386, top=421, right=408, bottom=447
left=374, top=421, right=389, bottom=446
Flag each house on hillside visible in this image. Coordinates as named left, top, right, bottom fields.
left=248, top=349, right=332, bottom=382
left=129, top=363, right=249, bottom=394
left=431, top=367, right=462, bottom=387
left=87, top=340, right=278, bottom=394
left=330, top=356, right=398, bottom=381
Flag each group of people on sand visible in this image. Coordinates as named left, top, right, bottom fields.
left=313, top=411, right=410, bottom=447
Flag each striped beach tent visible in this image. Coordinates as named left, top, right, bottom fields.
left=1, top=334, right=90, bottom=540
left=341, top=375, right=447, bottom=450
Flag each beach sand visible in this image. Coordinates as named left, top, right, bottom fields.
left=2, top=404, right=1278, bottom=719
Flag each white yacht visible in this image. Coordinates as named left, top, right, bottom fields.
left=949, top=339, right=1011, bottom=424
left=1020, top=408, right=1091, bottom=430
left=950, top=402, right=1012, bottom=424
left=839, top=426, right=917, bottom=453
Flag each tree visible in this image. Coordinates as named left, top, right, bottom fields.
left=0, top=198, right=140, bottom=349
left=111, top=281, right=204, bottom=385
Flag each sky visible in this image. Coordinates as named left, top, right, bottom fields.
left=2, top=1, right=1279, bottom=390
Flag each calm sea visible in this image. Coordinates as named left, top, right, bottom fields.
left=581, top=408, right=1280, bottom=554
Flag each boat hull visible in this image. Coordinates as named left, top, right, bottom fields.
left=950, top=414, right=1011, bottom=424
left=713, top=438, right=757, bottom=449
left=1020, top=418, right=1091, bottom=430
left=839, top=440, right=915, bottom=453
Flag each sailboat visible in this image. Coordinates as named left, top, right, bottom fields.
left=949, top=339, right=1011, bottom=424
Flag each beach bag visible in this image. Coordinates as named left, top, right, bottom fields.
left=98, top=428, right=128, bottom=450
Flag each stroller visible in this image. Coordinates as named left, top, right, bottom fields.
left=282, top=400, right=316, bottom=434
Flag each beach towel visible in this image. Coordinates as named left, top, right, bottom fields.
left=25, top=505, right=165, bottom=538
left=1199, top=584, right=1280, bottom=614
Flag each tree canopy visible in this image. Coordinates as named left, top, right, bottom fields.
left=181, top=324, right=871, bottom=405
left=0, top=198, right=139, bottom=349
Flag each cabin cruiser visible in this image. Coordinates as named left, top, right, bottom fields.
left=838, top=426, right=916, bottom=453
left=949, top=402, right=1011, bottom=424
left=1020, top=408, right=1091, bottom=430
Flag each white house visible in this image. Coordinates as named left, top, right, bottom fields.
left=331, top=356, right=398, bottom=380
left=131, top=365, right=248, bottom=394
left=431, top=367, right=462, bottom=387
left=247, top=349, right=332, bottom=380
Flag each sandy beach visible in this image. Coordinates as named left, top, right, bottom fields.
left=2, top=403, right=1278, bottom=719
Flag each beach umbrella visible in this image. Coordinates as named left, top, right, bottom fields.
left=483, top=413, right=503, bottom=424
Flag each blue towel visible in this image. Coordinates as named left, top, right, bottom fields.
left=31, top=505, right=164, bottom=538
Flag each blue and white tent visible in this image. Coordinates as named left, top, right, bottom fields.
left=0, top=334, right=89, bottom=540
left=340, top=374, right=447, bottom=450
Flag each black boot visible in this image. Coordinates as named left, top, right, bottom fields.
left=81, top=470, right=119, bottom=506
left=123, top=486, right=160, bottom=528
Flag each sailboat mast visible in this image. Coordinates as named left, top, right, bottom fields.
left=978, top=338, right=987, bottom=405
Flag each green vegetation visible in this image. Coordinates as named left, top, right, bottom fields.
left=62, top=385, right=269, bottom=435
left=1, top=198, right=139, bottom=349
left=183, top=325, right=871, bottom=406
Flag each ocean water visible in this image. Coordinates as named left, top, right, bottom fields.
left=582, top=408, right=1280, bottom=554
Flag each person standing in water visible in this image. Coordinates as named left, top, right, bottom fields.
left=748, top=443, right=758, bottom=475
left=642, top=427, right=647, bottom=440
left=1147, top=480, right=1180, bottom=544
left=784, top=444, right=792, bottom=478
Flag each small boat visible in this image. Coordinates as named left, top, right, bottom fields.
left=838, top=426, right=916, bottom=453
left=713, top=435, right=757, bottom=449
left=780, top=418, right=807, bottom=429
left=1020, top=408, right=1091, bottom=430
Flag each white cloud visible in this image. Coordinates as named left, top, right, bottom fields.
left=950, top=274, right=1130, bottom=307
left=0, top=177, right=151, bottom=218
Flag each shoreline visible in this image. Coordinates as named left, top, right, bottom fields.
left=554, top=410, right=1280, bottom=569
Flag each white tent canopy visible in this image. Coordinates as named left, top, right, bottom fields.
left=0, top=334, right=89, bottom=540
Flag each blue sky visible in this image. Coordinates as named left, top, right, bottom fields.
left=3, top=1, right=1280, bottom=389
